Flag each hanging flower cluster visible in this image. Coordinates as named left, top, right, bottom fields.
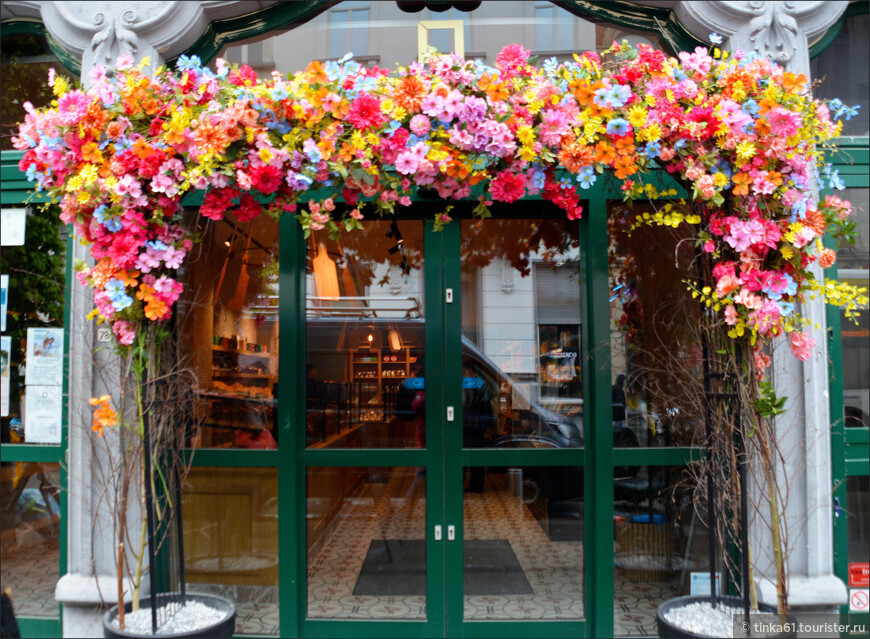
left=13, top=39, right=865, bottom=359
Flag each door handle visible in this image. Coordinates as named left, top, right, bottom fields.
left=434, top=525, right=442, bottom=541
left=446, top=406, right=454, bottom=421
left=447, top=525, right=455, bottom=541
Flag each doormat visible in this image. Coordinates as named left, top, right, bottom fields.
left=352, top=539, right=533, bottom=596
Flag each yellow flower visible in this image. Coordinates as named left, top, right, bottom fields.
left=736, top=141, right=756, bottom=163
left=627, top=104, right=647, bottom=128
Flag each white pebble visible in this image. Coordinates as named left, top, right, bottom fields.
left=111, top=600, right=227, bottom=636
left=664, top=601, right=745, bottom=638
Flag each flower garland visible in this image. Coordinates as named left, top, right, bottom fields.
left=14, top=39, right=866, bottom=370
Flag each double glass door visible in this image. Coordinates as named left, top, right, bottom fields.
left=302, top=208, right=586, bottom=637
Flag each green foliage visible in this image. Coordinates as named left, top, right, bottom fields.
left=752, top=380, right=787, bottom=418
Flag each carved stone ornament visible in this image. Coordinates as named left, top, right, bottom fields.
left=672, top=0, right=848, bottom=74
left=501, top=258, right=515, bottom=295
left=1, top=1, right=280, bottom=81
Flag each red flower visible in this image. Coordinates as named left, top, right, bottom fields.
left=346, top=93, right=386, bottom=131
left=490, top=171, right=526, bottom=203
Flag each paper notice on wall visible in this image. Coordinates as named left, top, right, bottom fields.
left=1, top=274, right=8, bottom=332
left=1, top=336, right=10, bottom=416
left=26, top=327, right=63, bottom=386
left=24, top=385, right=62, bottom=444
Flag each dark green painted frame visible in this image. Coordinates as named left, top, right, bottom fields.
left=824, top=143, right=870, bottom=616
left=809, top=0, right=869, bottom=58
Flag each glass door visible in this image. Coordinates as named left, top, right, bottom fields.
left=299, top=208, right=587, bottom=637
left=441, top=214, right=587, bottom=637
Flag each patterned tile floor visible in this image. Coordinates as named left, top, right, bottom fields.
left=1, top=519, right=60, bottom=618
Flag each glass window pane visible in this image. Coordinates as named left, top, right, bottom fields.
left=837, top=188, right=869, bottom=271
left=305, top=220, right=425, bottom=449
left=182, top=467, right=278, bottom=636
left=180, top=213, right=279, bottom=449
left=0, top=462, right=60, bottom=618
left=811, top=13, right=870, bottom=137
left=1, top=206, right=67, bottom=445
left=613, top=465, right=715, bottom=636
left=608, top=202, right=704, bottom=448
left=219, top=2, right=666, bottom=75
left=847, top=475, right=869, bottom=566
left=460, top=218, right=583, bottom=449
left=307, top=466, right=426, bottom=619
left=841, top=296, right=869, bottom=428
left=1, top=34, right=75, bottom=150
left=463, top=465, right=584, bottom=620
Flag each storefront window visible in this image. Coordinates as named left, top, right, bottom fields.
left=613, top=465, right=714, bottom=636
left=847, top=475, right=869, bottom=566
left=305, top=219, right=425, bottom=449
left=306, top=466, right=427, bottom=619
left=0, top=462, right=60, bottom=618
left=811, top=12, right=870, bottom=137
left=608, top=202, right=704, bottom=448
left=183, top=467, right=278, bottom=635
left=1, top=32, right=75, bottom=150
left=180, top=212, right=279, bottom=449
left=217, top=2, right=665, bottom=75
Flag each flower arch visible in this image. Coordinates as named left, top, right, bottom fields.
left=13, top=40, right=866, bottom=370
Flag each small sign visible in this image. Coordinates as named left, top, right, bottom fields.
left=690, top=572, right=721, bottom=596
left=850, top=589, right=869, bottom=613
left=1, top=208, right=26, bottom=245
left=24, top=385, right=62, bottom=444
left=97, top=327, right=113, bottom=343
left=26, top=327, right=64, bottom=386
left=850, top=562, right=869, bottom=588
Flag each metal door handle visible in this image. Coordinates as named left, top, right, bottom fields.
left=434, top=525, right=442, bottom=541
left=447, top=525, right=455, bottom=541
left=447, top=406, right=454, bottom=421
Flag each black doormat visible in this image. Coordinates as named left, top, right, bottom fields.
left=352, top=539, right=533, bottom=596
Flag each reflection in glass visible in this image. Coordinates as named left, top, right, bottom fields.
left=182, top=467, right=278, bottom=635
left=460, top=218, right=583, bottom=449
left=307, top=466, right=426, bottom=619
left=612, top=466, right=713, bottom=637
left=0, top=462, right=60, bottom=618
left=305, top=220, right=425, bottom=449
left=811, top=13, right=869, bottom=137
left=608, top=202, right=705, bottom=448
left=462, top=466, right=584, bottom=620
left=847, top=475, right=869, bottom=565
left=217, top=2, right=667, bottom=75
left=181, top=213, right=279, bottom=449
left=836, top=188, right=869, bottom=271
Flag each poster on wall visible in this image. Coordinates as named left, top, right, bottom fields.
left=24, top=385, right=62, bottom=444
left=26, top=327, right=63, bottom=387
left=1, top=336, right=9, bottom=417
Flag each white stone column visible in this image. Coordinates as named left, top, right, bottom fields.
left=672, top=0, right=850, bottom=611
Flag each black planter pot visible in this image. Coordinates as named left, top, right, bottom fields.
left=656, top=595, right=796, bottom=639
left=103, top=593, right=235, bottom=639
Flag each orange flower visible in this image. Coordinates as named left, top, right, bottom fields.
left=558, top=140, right=594, bottom=173
left=145, top=298, right=168, bottom=321
left=818, top=247, right=836, bottom=269
left=132, top=138, right=154, bottom=159
left=804, top=209, right=827, bottom=235
left=81, top=141, right=103, bottom=164
left=615, top=137, right=635, bottom=156
left=766, top=170, right=782, bottom=187
left=394, top=74, right=429, bottom=113
left=593, top=140, right=616, bottom=165
left=445, top=158, right=469, bottom=180
left=337, top=142, right=356, bottom=163
left=732, top=172, right=752, bottom=196
left=89, top=395, right=117, bottom=437
left=91, top=258, right=117, bottom=289
left=614, top=155, right=637, bottom=179
left=780, top=72, right=807, bottom=94
left=136, top=282, right=156, bottom=302
left=479, top=73, right=508, bottom=101
left=116, top=270, right=140, bottom=288
left=305, top=60, right=328, bottom=84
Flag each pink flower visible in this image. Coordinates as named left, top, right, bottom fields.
left=112, top=320, right=136, bottom=345
left=410, top=114, right=430, bottom=136
left=788, top=331, right=815, bottom=361
left=57, top=91, right=91, bottom=126
left=496, top=44, right=531, bottom=79
left=767, top=107, right=802, bottom=138
left=395, top=151, right=419, bottom=175
left=489, top=171, right=526, bottom=203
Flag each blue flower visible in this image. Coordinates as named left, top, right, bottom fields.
left=338, top=52, right=354, bottom=64
left=271, top=86, right=289, bottom=101
left=531, top=170, right=546, bottom=190
left=176, top=55, right=202, bottom=72
left=742, top=99, right=760, bottom=117
left=642, top=141, right=661, bottom=159
left=709, top=32, right=723, bottom=45
left=543, top=57, right=559, bottom=75
left=106, top=278, right=133, bottom=311
left=776, top=301, right=795, bottom=317
left=828, top=170, right=845, bottom=191
left=576, top=166, right=597, bottom=189
left=606, top=118, right=630, bottom=136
